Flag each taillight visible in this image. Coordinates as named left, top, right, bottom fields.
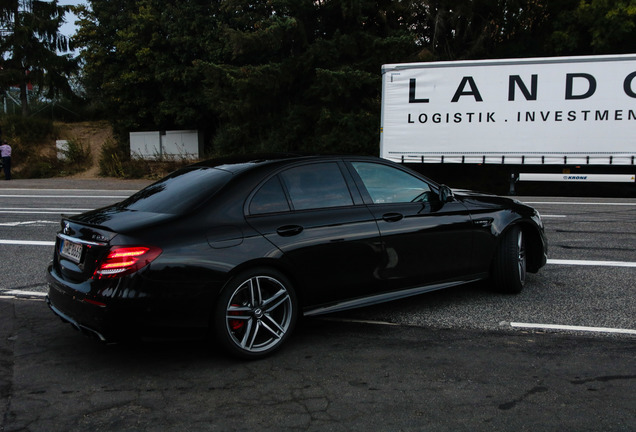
left=94, top=246, right=162, bottom=279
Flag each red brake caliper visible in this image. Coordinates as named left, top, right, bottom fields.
left=229, top=304, right=244, bottom=331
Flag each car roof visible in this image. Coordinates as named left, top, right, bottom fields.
left=192, top=153, right=310, bottom=173
left=192, top=153, right=385, bottom=174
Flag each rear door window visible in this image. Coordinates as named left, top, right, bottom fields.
left=279, top=163, right=354, bottom=210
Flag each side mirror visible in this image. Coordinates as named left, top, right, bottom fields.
left=439, top=185, right=454, bottom=203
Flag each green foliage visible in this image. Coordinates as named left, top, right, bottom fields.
left=0, top=115, right=56, bottom=144
left=74, top=0, right=636, bottom=160
left=75, top=0, right=421, bottom=156
left=61, top=137, right=92, bottom=169
left=99, top=138, right=130, bottom=178
left=17, top=158, right=60, bottom=179
left=0, top=115, right=56, bottom=178
left=549, top=0, right=636, bottom=54
left=98, top=137, right=190, bottom=179
left=75, top=0, right=221, bottom=134
left=0, top=0, right=78, bottom=116
left=199, top=0, right=419, bottom=155
left=0, top=115, right=90, bottom=178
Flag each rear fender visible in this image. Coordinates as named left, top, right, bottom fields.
left=214, top=257, right=305, bottom=307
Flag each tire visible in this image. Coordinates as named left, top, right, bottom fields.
left=492, top=226, right=526, bottom=294
left=213, top=267, right=298, bottom=359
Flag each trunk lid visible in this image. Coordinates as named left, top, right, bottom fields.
left=71, top=206, right=176, bottom=233
left=53, top=206, right=175, bottom=283
left=53, top=220, right=117, bottom=283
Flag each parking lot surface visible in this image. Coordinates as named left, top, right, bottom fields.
left=1, top=297, right=635, bottom=432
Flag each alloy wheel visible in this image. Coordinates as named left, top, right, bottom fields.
left=517, top=230, right=527, bottom=285
left=224, top=275, right=294, bottom=354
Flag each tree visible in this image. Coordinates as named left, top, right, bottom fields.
left=403, top=0, right=552, bottom=60
left=199, top=0, right=418, bottom=155
left=403, top=0, right=636, bottom=60
left=75, top=0, right=636, bottom=159
left=75, top=0, right=419, bottom=155
left=549, top=0, right=636, bottom=55
left=74, top=0, right=223, bottom=136
left=0, top=0, right=77, bottom=116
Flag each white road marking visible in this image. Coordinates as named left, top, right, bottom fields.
left=0, top=194, right=127, bottom=199
left=0, top=210, right=82, bottom=214
left=524, top=201, right=636, bottom=206
left=2, top=290, right=47, bottom=298
left=1, top=188, right=139, bottom=193
left=317, top=317, right=399, bottom=326
left=0, top=220, right=58, bottom=227
left=0, top=240, right=56, bottom=246
left=1, top=208, right=92, bottom=212
left=510, top=322, right=636, bottom=336
left=547, top=259, right=636, bottom=268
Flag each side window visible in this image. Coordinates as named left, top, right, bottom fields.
left=280, top=163, right=354, bottom=210
left=351, top=162, right=435, bottom=204
left=249, top=176, right=290, bottom=215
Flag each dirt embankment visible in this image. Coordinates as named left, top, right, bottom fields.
left=54, top=120, right=113, bottom=179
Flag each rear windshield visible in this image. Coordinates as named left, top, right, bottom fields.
left=119, top=167, right=232, bottom=214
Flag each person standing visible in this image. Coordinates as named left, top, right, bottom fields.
left=0, top=140, right=11, bottom=180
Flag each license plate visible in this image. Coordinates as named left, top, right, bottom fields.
left=60, top=239, right=83, bottom=263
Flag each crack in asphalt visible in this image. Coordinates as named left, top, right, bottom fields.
left=498, top=385, right=549, bottom=410
left=570, top=375, right=636, bottom=385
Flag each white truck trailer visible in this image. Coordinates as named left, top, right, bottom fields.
left=380, top=55, right=636, bottom=191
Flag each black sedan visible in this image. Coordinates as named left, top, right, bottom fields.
left=47, top=155, right=547, bottom=358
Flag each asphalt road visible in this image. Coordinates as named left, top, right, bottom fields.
left=0, top=178, right=635, bottom=431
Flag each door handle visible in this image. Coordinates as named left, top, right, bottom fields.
left=473, top=217, right=494, bottom=228
left=382, top=213, right=404, bottom=222
left=276, top=225, right=304, bottom=237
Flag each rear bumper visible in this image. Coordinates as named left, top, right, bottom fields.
left=46, top=272, right=133, bottom=342
left=46, top=264, right=218, bottom=342
left=47, top=297, right=108, bottom=342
